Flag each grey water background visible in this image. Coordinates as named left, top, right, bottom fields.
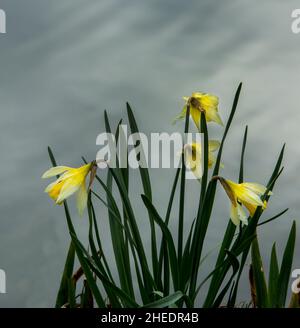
left=0, top=0, right=300, bottom=307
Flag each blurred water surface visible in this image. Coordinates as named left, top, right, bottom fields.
left=0, top=0, right=300, bottom=307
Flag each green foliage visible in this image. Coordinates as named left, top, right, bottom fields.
left=47, top=84, right=297, bottom=308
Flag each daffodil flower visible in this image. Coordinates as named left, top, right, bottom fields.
left=184, top=140, right=221, bottom=179
left=173, top=92, right=223, bottom=130
left=42, top=163, right=95, bottom=216
left=217, top=177, right=271, bottom=226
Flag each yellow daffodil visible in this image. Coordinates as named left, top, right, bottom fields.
left=184, top=140, right=221, bottom=179
left=173, top=92, right=223, bottom=129
left=42, top=163, right=94, bottom=216
left=217, top=177, right=271, bottom=226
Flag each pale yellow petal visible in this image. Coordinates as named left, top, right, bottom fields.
left=192, top=161, right=203, bottom=179
left=208, top=140, right=220, bottom=152
left=190, top=107, right=201, bottom=130
left=76, top=181, right=88, bottom=217
left=208, top=153, right=216, bottom=168
left=199, top=94, right=219, bottom=110
left=44, top=181, right=57, bottom=193
left=230, top=203, right=248, bottom=226
left=230, top=205, right=240, bottom=226
left=238, top=188, right=264, bottom=207
left=42, top=166, right=71, bottom=179
left=243, top=182, right=271, bottom=196
left=206, top=109, right=224, bottom=126
left=172, top=106, right=187, bottom=125
left=238, top=204, right=248, bottom=225
left=226, top=180, right=264, bottom=207
left=56, top=179, right=81, bottom=203
left=184, top=143, right=202, bottom=179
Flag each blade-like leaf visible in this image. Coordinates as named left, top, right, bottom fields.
left=277, top=221, right=296, bottom=307
left=251, top=236, right=269, bottom=307
left=268, top=243, right=279, bottom=307
left=55, top=241, right=75, bottom=308
left=141, top=194, right=179, bottom=290
left=142, top=291, right=184, bottom=308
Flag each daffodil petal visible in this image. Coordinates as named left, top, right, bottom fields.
left=44, top=181, right=57, bottom=193
left=42, top=166, right=71, bottom=179
left=56, top=180, right=81, bottom=203
left=76, top=182, right=88, bottom=217
left=230, top=203, right=248, bottom=226
left=208, top=140, right=220, bottom=152
left=225, top=180, right=264, bottom=207
left=238, top=204, right=248, bottom=225
left=230, top=205, right=240, bottom=226
left=184, top=143, right=203, bottom=179
left=190, top=107, right=201, bottom=130
left=243, top=183, right=271, bottom=196
left=172, top=106, right=187, bottom=125
left=199, top=94, right=219, bottom=108
left=206, top=109, right=224, bottom=126
left=238, top=188, right=264, bottom=207
left=192, top=161, right=203, bottom=179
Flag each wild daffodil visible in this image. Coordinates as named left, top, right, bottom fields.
left=184, top=140, right=221, bottom=179
left=217, top=177, right=270, bottom=226
left=42, top=162, right=95, bottom=216
left=173, top=92, right=223, bottom=129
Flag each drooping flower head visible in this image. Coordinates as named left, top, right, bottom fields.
left=42, top=162, right=95, bottom=216
left=173, top=92, right=223, bottom=130
left=217, top=177, right=270, bottom=226
left=184, top=140, right=221, bottom=179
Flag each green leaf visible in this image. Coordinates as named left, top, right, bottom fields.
left=68, top=228, right=106, bottom=307
left=126, top=103, right=160, bottom=290
left=206, top=221, right=236, bottom=306
left=239, top=125, right=248, bottom=183
left=251, top=235, right=269, bottom=307
left=258, top=208, right=289, bottom=227
left=141, top=194, right=179, bottom=291
left=67, top=277, right=76, bottom=308
left=71, top=232, right=139, bottom=308
left=109, top=167, right=155, bottom=293
left=177, top=103, right=190, bottom=266
left=81, top=280, right=94, bottom=308
left=87, top=195, right=122, bottom=307
left=212, top=250, right=239, bottom=308
left=198, top=111, right=209, bottom=213
left=141, top=291, right=184, bottom=308
left=277, top=221, right=296, bottom=307
left=189, top=83, right=243, bottom=302
left=103, top=114, right=135, bottom=299
left=268, top=243, right=279, bottom=307
left=158, top=167, right=180, bottom=296
left=55, top=241, right=75, bottom=308
left=213, top=82, right=243, bottom=177
left=47, top=147, right=78, bottom=309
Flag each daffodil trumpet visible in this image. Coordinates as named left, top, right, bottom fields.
left=42, top=161, right=98, bottom=216
left=213, top=176, right=271, bottom=226
left=173, top=92, right=223, bottom=130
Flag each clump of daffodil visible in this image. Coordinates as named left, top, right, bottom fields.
left=42, top=162, right=96, bottom=216
left=184, top=140, right=222, bottom=179
left=216, top=177, right=270, bottom=226
left=173, top=92, right=223, bottom=130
